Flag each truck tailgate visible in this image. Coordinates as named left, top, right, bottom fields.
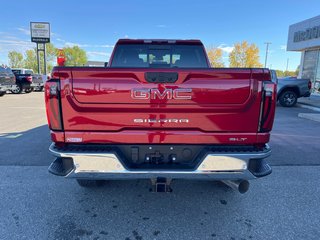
left=71, top=70, right=251, bottom=105
left=32, top=74, right=43, bottom=84
left=56, top=68, right=267, bottom=139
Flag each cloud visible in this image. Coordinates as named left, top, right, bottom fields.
left=56, top=38, right=65, bottom=42
left=95, top=44, right=114, bottom=48
left=0, top=39, right=34, bottom=64
left=51, top=32, right=59, bottom=37
left=0, top=39, right=34, bottom=52
left=2, top=35, right=20, bottom=40
left=16, top=27, right=30, bottom=36
left=64, top=42, right=114, bottom=49
left=156, top=25, right=167, bottom=28
left=217, top=44, right=234, bottom=53
left=65, top=42, right=90, bottom=47
left=280, top=45, right=287, bottom=50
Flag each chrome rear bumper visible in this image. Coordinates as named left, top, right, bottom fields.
left=49, top=143, right=271, bottom=180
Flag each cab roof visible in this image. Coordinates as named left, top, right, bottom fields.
left=116, top=39, right=203, bottom=45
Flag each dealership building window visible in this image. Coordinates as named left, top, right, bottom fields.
left=287, top=15, right=320, bottom=93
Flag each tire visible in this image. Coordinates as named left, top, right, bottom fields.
left=279, top=90, right=298, bottom=107
left=38, top=86, right=44, bottom=92
left=11, top=84, right=22, bottom=94
left=76, top=179, right=106, bottom=188
left=0, top=91, right=5, bottom=97
left=25, top=87, right=34, bottom=93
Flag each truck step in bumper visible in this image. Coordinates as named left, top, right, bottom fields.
left=48, top=157, right=74, bottom=176
left=249, top=158, right=272, bottom=177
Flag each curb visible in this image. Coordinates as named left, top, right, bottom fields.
left=296, top=103, right=320, bottom=112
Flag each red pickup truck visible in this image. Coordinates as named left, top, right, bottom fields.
left=45, top=39, right=276, bottom=193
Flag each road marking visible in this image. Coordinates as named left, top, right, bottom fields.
left=298, top=113, right=320, bottom=123
left=272, top=133, right=320, bottom=139
left=0, top=133, right=23, bottom=139
left=297, top=104, right=320, bottom=112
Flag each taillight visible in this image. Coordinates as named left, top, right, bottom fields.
left=259, top=81, right=276, bottom=132
left=45, top=79, right=63, bottom=131
left=26, top=76, right=32, bottom=83
left=308, top=80, right=312, bottom=90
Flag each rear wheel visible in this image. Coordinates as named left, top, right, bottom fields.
left=0, top=91, right=5, bottom=97
left=11, top=84, right=22, bottom=94
left=25, top=87, right=33, bottom=93
left=279, top=90, right=297, bottom=107
left=76, top=179, right=106, bottom=188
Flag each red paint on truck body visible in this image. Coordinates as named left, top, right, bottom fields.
left=45, top=40, right=276, bottom=147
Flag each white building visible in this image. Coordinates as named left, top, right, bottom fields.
left=86, top=61, right=106, bottom=67
left=287, top=15, right=320, bottom=91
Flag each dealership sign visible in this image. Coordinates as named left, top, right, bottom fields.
left=294, top=25, right=320, bottom=42
left=30, top=22, right=50, bottom=43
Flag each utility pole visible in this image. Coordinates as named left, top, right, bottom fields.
left=264, top=42, right=271, bottom=68
left=286, top=58, right=289, bottom=72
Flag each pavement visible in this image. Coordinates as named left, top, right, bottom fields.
left=1, top=92, right=320, bottom=240
left=298, top=93, right=320, bottom=107
left=297, top=94, right=320, bottom=122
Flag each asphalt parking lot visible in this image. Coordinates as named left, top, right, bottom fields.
left=1, top=92, right=320, bottom=240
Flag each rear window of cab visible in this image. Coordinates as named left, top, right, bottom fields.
left=111, top=44, right=209, bottom=68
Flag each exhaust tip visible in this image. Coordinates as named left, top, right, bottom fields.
left=238, top=180, right=250, bottom=194
left=222, top=180, right=250, bottom=194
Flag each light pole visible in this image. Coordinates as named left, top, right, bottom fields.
left=264, top=42, right=271, bottom=68
left=286, top=58, right=289, bottom=72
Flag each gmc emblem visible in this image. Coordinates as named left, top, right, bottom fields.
left=131, top=88, right=192, bottom=100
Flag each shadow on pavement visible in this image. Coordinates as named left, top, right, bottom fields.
left=50, top=179, right=244, bottom=240
left=0, top=124, right=54, bottom=166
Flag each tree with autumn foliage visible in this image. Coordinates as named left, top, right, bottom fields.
left=206, top=47, right=225, bottom=67
left=8, top=51, right=24, bottom=68
left=229, top=41, right=262, bottom=68
left=63, top=46, right=87, bottom=66
left=7, top=43, right=87, bottom=73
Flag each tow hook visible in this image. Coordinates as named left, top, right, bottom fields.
left=151, top=178, right=172, bottom=193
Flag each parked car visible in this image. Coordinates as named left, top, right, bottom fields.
left=0, top=66, right=17, bottom=96
left=277, top=76, right=311, bottom=107
left=46, top=39, right=277, bottom=193
left=11, top=68, right=44, bottom=94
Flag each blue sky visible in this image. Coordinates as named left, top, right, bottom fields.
left=0, top=0, right=320, bottom=70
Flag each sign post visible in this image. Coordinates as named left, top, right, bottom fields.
left=30, top=22, right=50, bottom=74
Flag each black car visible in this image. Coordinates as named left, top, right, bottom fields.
left=0, top=66, right=16, bottom=96
left=11, top=68, right=44, bottom=94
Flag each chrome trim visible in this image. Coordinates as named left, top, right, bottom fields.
left=30, top=83, right=44, bottom=87
left=49, top=143, right=271, bottom=180
left=0, top=84, right=17, bottom=91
